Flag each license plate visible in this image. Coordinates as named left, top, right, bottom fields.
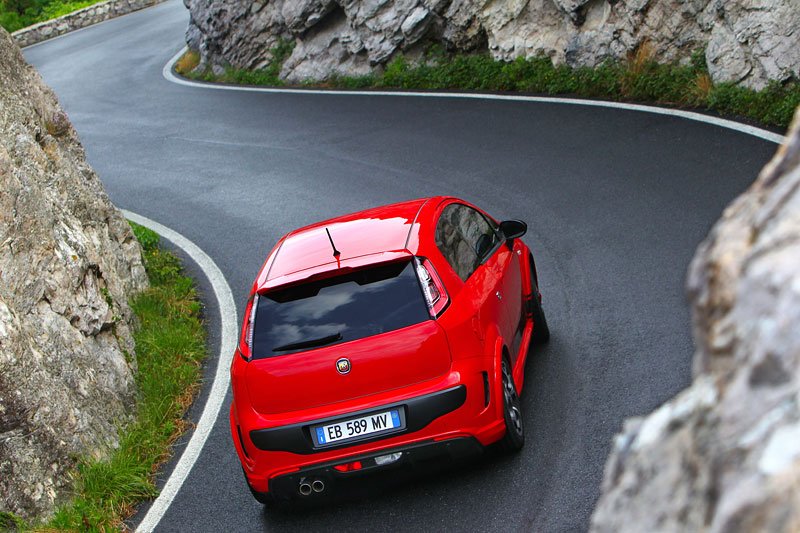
left=313, top=409, right=402, bottom=446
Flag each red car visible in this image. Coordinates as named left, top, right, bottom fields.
left=230, top=196, right=549, bottom=503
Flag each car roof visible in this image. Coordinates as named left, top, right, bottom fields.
left=256, top=197, right=445, bottom=291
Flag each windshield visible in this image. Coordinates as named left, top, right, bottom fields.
left=251, top=260, right=429, bottom=358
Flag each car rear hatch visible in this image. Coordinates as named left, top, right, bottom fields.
left=245, top=259, right=452, bottom=415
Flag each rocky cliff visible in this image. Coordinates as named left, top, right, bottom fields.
left=183, top=0, right=799, bottom=89
left=0, top=27, right=148, bottom=520
left=590, top=109, right=800, bottom=532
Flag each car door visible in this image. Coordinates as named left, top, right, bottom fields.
left=433, top=203, right=508, bottom=358
left=463, top=206, right=523, bottom=361
left=497, top=236, right=525, bottom=364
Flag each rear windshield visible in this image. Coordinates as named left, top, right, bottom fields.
left=251, top=260, right=429, bottom=358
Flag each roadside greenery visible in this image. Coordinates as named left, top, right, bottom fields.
left=178, top=38, right=295, bottom=88
left=0, top=0, right=103, bottom=32
left=34, top=222, right=207, bottom=531
left=177, top=42, right=799, bottom=130
left=0, top=512, right=26, bottom=531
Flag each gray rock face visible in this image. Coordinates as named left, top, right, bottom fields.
left=0, top=28, right=147, bottom=520
left=590, top=107, right=800, bottom=532
left=184, top=0, right=800, bottom=89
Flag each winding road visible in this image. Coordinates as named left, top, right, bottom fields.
left=24, top=2, right=780, bottom=531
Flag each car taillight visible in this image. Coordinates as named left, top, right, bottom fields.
left=414, top=257, right=449, bottom=317
left=333, top=460, right=362, bottom=472
left=239, top=294, right=259, bottom=361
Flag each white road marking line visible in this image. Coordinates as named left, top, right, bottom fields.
left=123, top=210, right=237, bottom=533
left=163, top=46, right=785, bottom=145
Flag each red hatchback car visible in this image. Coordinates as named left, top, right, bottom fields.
left=230, top=197, right=549, bottom=504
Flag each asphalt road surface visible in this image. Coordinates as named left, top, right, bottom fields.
left=25, top=2, right=779, bottom=531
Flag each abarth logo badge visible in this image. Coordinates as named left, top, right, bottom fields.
left=336, top=358, right=351, bottom=375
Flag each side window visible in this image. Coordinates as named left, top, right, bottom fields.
left=460, top=206, right=499, bottom=261
left=435, top=204, right=499, bottom=282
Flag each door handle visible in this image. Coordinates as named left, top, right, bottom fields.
left=496, top=291, right=502, bottom=300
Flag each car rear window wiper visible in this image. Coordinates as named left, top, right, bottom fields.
left=272, top=333, right=343, bottom=353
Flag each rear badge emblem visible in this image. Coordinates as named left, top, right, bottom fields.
left=336, top=358, right=351, bottom=375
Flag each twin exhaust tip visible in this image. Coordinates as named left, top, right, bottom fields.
left=298, top=478, right=325, bottom=496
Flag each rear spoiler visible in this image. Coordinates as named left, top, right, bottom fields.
left=256, top=250, right=412, bottom=293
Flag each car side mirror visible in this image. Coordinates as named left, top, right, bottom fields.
left=499, top=220, right=527, bottom=240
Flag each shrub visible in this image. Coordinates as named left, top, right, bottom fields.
left=0, top=0, right=104, bottom=32
left=0, top=10, right=23, bottom=31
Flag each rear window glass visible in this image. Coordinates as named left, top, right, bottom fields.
left=251, top=260, right=429, bottom=358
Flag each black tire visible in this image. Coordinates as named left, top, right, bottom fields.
left=531, top=289, right=550, bottom=344
left=497, top=357, right=525, bottom=453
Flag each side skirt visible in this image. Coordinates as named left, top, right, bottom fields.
left=512, top=320, right=534, bottom=394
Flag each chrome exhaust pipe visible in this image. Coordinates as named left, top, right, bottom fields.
left=311, top=479, right=325, bottom=493
left=298, top=480, right=312, bottom=496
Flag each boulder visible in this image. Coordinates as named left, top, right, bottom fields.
left=591, top=107, right=800, bottom=532
left=0, top=27, right=147, bottom=520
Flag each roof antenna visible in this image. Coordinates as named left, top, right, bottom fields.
left=325, top=228, right=341, bottom=258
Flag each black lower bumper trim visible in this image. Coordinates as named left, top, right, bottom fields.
left=250, top=385, right=467, bottom=454
left=268, top=437, right=484, bottom=500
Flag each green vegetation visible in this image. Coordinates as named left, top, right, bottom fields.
left=174, top=49, right=200, bottom=76
left=35, top=222, right=206, bottom=531
left=0, top=0, right=103, bottom=32
left=0, top=512, right=26, bottom=531
left=180, top=42, right=799, bottom=129
left=177, top=38, right=296, bottom=88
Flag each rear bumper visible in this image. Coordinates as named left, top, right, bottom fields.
left=269, top=437, right=484, bottom=500
left=232, top=363, right=507, bottom=495
left=250, top=385, right=467, bottom=454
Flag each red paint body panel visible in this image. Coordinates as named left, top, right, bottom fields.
left=231, top=196, right=543, bottom=499
left=257, top=199, right=429, bottom=289
left=246, top=320, right=451, bottom=414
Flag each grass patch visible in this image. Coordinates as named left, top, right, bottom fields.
left=1, top=0, right=105, bottom=32
left=36, top=221, right=207, bottom=531
left=183, top=38, right=294, bottom=85
left=182, top=42, right=799, bottom=130
left=0, top=512, right=26, bottom=531
left=174, top=49, right=200, bottom=76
